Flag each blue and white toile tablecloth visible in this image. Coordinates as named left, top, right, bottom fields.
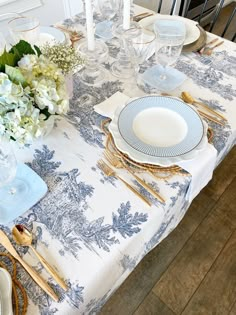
left=1, top=9, right=236, bottom=315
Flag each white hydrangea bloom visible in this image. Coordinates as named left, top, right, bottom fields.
left=0, top=52, right=69, bottom=145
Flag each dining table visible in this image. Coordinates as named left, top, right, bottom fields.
left=0, top=4, right=236, bottom=315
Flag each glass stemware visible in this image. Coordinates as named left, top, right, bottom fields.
left=8, top=16, right=40, bottom=44
left=0, top=140, right=28, bottom=203
left=111, top=22, right=141, bottom=79
left=97, top=0, right=119, bottom=20
left=124, top=28, right=156, bottom=73
left=154, top=19, right=186, bottom=81
left=95, top=0, right=121, bottom=40
left=139, top=19, right=186, bottom=92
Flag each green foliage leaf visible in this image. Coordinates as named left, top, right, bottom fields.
left=34, top=45, right=42, bottom=56
left=0, top=49, right=17, bottom=72
left=5, top=65, right=26, bottom=86
left=9, top=40, right=36, bottom=63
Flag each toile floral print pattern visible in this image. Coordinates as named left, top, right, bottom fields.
left=0, top=9, right=235, bottom=315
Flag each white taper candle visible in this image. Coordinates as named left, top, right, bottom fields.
left=85, top=0, right=95, bottom=51
left=123, top=0, right=130, bottom=30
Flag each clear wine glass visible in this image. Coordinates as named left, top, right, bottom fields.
left=154, top=19, right=186, bottom=81
left=97, top=0, right=119, bottom=20
left=0, top=140, right=28, bottom=203
left=124, top=28, right=156, bottom=73
left=95, top=0, right=122, bottom=40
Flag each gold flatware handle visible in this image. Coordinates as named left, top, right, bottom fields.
left=199, top=38, right=218, bottom=54
left=211, top=40, right=224, bottom=50
left=117, top=175, right=152, bottom=207
left=0, top=230, right=59, bottom=302
left=133, top=12, right=154, bottom=22
left=129, top=171, right=165, bottom=203
left=30, top=246, right=68, bottom=291
left=194, top=101, right=227, bottom=121
left=198, top=110, right=225, bottom=126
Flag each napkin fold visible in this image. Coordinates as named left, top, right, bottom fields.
left=93, top=92, right=130, bottom=119
left=94, top=92, right=218, bottom=202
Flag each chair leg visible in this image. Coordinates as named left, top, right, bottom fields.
left=209, top=0, right=225, bottom=32
left=221, top=7, right=236, bottom=38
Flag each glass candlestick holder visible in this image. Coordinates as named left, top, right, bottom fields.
left=77, top=39, right=108, bottom=86
left=111, top=21, right=140, bottom=79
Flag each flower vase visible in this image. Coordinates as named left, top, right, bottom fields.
left=65, top=73, right=74, bottom=99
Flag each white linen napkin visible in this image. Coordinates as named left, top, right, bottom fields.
left=94, top=92, right=218, bottom=202
left=93, top=92, right=130, bottom=119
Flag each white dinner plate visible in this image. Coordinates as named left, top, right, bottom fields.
left=139, top=14, right=201, bottom=46
left=118, top=96, right=204, bottom=158
left=37, top=26, right=66, bottom=45
left=0, top=268, right=13, bottom=315
left=109, top=96, right=208, bottom=166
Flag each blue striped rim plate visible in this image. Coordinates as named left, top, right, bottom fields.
left=117, top=96, right=204, bottom=158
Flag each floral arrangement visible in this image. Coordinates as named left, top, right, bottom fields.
left=0, top=40, right=70, bottom=145
left=42, top=42, right=83, bottom=75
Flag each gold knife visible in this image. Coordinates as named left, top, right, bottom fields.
left=198, top=110, right=225, bottom=126
left=128, top=170, right=165, bottom=203
left=0, top=230, right=59, bottom=302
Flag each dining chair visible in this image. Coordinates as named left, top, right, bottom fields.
left=184, top=0, right=236, bottom=42
left=156, top=0, right=178, bottom=15
left=134, top=0, right=177, bottom=14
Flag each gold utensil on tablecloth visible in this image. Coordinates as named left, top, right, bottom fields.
left=199, top=38, right=219, bottom=54
left=181, top=92, right=227, bottom=123
left=0, top=230, right=59, bottom=302
left=12, top=225, right=68, bottom=291
left=97, top=160, right=152, bottom=206
left=202, top=40, right=224, bottom=55
left=162, top=92, right=225, bottom=126
left=104, top=151, right=165, bottom=203
left=133, top=12, right=154, bottom=22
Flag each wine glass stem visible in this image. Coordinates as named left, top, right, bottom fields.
left=160, top=65, right=167, bottom=80
left=117, top=37, right=131, bottom=66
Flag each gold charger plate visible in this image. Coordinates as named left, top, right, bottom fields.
left=183, top=25, right=207, bottom=53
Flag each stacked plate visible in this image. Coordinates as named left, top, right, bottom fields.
left=0, top=268, right=13, bottom=315
left=139, top=14, right=206, bottom=52
left=109, top=96, right=208, bottom=167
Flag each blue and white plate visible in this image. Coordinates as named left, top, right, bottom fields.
left=0, top=163, right=47, bottom=224
left=118, top=96, right=204, bottom=158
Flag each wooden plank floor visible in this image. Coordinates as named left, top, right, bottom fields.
left=100, top=145, right=236, bottom=315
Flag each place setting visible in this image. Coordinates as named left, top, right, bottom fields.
left=138, top=12, right=207, bottom=53
left=94, top=84, right=229, bottom=206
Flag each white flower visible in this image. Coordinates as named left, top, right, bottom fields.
left=0, top=73, right=12, bottom=96
left=0, top=50, right=69, bottom=145
left=18, top=54, right=38, bottom=71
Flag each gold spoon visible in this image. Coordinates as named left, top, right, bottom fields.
left=12, top=225, right=68, bottom=291
left=181, top=91, right=227, bottom=122
left=0, top=230, right=59, bottom=301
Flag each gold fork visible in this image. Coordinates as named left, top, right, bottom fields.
left=104, top=151, right=165, bottom=204
left=97, top=160, right=152, bottom=207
